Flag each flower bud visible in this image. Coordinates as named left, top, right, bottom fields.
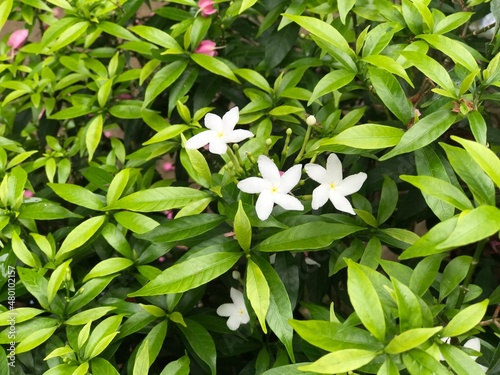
left=7, top=29, right=29, bottom=50
left=306, top=115, right=316, bottom=126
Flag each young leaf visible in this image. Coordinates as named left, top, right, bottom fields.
left=47, top=259, right=72, bottom=304
left=234, top=201, right=252, bottom=252
left=83, top=258, right=134, bottom=282
left=179, top=146, right=212, bottom=188
left=439, top=256, right=472, bottom=302
left=402, top=348, right=450, bottom=375
left=440, top=343, right=488, bottom=375
left=190, top=54, right=240, bottom=83
left=298, top=349, right=377, bottom=373
left=322, top=124, right=404, bottom=149
left=11, top=231, right=39, bottom=268
left=246, top=259, right=270, bottom=333
left=143, top=60, right=189, bottom=107
left=177, top=318, right=216, bottom=375
left=129, top=25, right=182, bottom=50
left=385, top=327, right=442, bottom=354
left=441, top=299, right=489, bottom=337
left=159, top=354, right=190, bottom=375
left=392, top=278, right=423, bottom=332
left=409, top=254, right=445, bottom=296
left=347, top=259, right=386, bottom=341
left=48, top=183, right=105, bottom=211
left=467, top=111, right=487, bottom=146
left=308, top=70, right=356, bottom=105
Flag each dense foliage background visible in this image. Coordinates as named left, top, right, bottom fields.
left=0, top=0, right=499, bottom=374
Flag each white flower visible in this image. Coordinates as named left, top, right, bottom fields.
left=237, top=155, right=304, bottom=220
left=305, top=153, right=367, bottom=215
left=440, top=337, right=488, bottom=372
left=216, top=287, right=250, bottom=330
left=185, top=107, right=253, bottom=154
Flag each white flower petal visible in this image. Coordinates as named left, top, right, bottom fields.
left=329, top=190, right=355, bottom=215
left=255, top=189, right=274, bottom=220
left=326, top=153, right=343, bottom=183
left=305, top=257, right=321, bottom=267
left=204, top=113, right=223, bottom=131
left=464, top=338, right=481, bottom=353
left=230, top=287, right=245, bottom=306
left=185, top=131, right=213, bottom=150
left=258, top=155, right=281, bottom=186
left=311, top=184, right=330, bottom=210
left=279, top=164, right=302, bottom=193
left=237, top=177, right=267, bottom=194
left=305, top=163, right=330, bottom=184
left=224, top=129, right=253, bottom=143
left=222, top=106, right=239, bottom=133
left=226, top=315, right=242, bottom=330
left=217, top=303, right=237, bottom=317
left=239, top=310, right=250, bottom=324
left=208, top=137, right=228, bottom=154
left=336, top=172, right=367, bottom=196
left=273, top=193, right=304, bottom=211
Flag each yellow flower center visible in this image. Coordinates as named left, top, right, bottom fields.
left=329, top=182, right=336, bottom=189
left=271, top=186, right=278, bottom=193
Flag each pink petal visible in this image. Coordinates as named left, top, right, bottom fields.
left=8, top=29, right=29, bottom=49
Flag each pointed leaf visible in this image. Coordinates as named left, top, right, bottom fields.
left=246, top=259, right=270, bottom=333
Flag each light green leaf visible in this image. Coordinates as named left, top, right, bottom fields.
left=234, top=69, right=272, bottom=93
left=442, top=299, right=489, bottom=337
left=246, top=259, right=270, bottom=333
left=322, top=124, right=404, bottom=149
left=190, top=54, right=240, bottom=83
left=144, top=60, right=189, bottom=107
left=433, top=12, right=473, bottom=34
left=56, top=215, right=107, bottom=261
left=143, top=125, right=189, bottom=145
left=299, top=349, right=377, bottom=373
left=338, top=0, right=356, bottom=24
left=363, top=55, right=413, bottom=87
left=380, top=110, right=459, bottom=160
left=385, top=327, right=442, bottom=354
left=105, top=187, right=211, bottom=212
left=180, top=145, right=212, bottom=188
left=439, top=256, right=472, bottom=302
left=129, top=252, right=241, bottom=296
left=12, top=231, right=38, bottom=268
left=83, top=258, right=134, bottom=282
left=402, top=348, right=450, bottom=375
left=440, top=342, right=488, bottom=375
left=377, top=175, right=398, bottom=225
left=254, top=222, right=363, bottom=252
left=113, top=211, right=159, bottom=234
left=129, top=25, right=182, bottom=50
left=47, top=259, right=71, bottom=304
left=16, top=326, right=58, bottom=354
left=177, top=319, right=216, bottom=375
left=347, top=259, right=386, bottom=341
left=234, top=201, right=252, bottom=252
left=86, top=115, right=103, bottom=162
left=467, top=111, right=487, bottom=146
left=308, top=70, right=356, bottom=105
left=159, top=354, right=190, bottom=375
left=392, top=278, right=422, bottom=332
left=133, top=339, right=149, bottom=375
left=48, top=183, right=104, bottom=211
left=65, top=307, right=116, bottom=325
left=49, top=21, right=89, bottom=51
left=0, top=0, right=14, bottom=32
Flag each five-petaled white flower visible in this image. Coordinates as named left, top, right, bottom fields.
left=305, top=153, right=367, bottom=214
left=237, top=155, right=304, bottom=220
left=216, top=287, right=250, bottom=330
left=185, top=107, right=253, bottom=155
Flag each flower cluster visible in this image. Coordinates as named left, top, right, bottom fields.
left=185, top=107, right=367, bottom=220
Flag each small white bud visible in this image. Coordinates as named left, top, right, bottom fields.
left=232, top=270, right=241, bottom=280
left=306, top=115, right=316, bottom=126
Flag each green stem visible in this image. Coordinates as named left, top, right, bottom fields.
left=454, top=239, right=487, bottom=309
left=295, top=125, right=312, bottom=163
left=226, top=147, right=244, bottom=175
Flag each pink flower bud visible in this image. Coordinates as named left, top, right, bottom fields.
left=24, top=190, right=34, bottom=198
left=103, top=131, right=113, bottom=138
left=163, top=210, right=173, bottom=219
left=162, top=162, right=175, bottom=172
left=7, top=29, right=29, bottom=50
left=198, top=0, right=217, bottom=16
left=158, top=256, right=166, bottom=263
left=195, top=40, right=217, bottom=56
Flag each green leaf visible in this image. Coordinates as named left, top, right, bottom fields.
left=129, top=252, right=241, bottom=296
left=402, top=348, right=450, bottom=375
left=177, top=318, right=216, bottom=375
left=144, top=60, right=189, bottom=107
left=47, top=259, right=71, bottom=304
left=159, top=354, right=190, bottom=375
left=299, top=349, right=377, bottom=373
left=338, top=0, right=356, bottom=24
left=234, top=201, right=252, bottom=252
left=49, top=21, right=89, bottom=51
left=65, top=307, right=116, bottom=325
left=392, top=278, right=422, bottom=332
left=433, top=12, right=473, bottom=34
left=368, top=67, right=414, bottom=124
left=113, top=211, right=159, bottom=234
left=190, top=54, right=240, bottom=83
left=440, top=342, right=488, bottom=375
left=437, top=206, right=500, bottom=250
left=255, top=222, right=363, bottom=252
left=106, top=169, right=130, bottom=206
left=56, top=215, right=107, bottom=261
left=85, top=115, right=103, bottom=161
left=308, top=70, right=356, bottom=105
left=360, top=236, right=382, bottom=269
left=98, top=21, right=139, bottom=41
left=416, top=34, right=477, bottom=72
left=0, top=308, right=44, bottom=326
left=83, top=315, right=122, bottom=359
left=440, top=143, right=495, bottom=206
left=439, top=256, right=472, bottom=302
left=240, top=0, right=257, bottom=13
left=129, top=25, right=182, bottom=50
left=144, top=125, right=189, bottom=145
left=246, top=259, right=270, bottom=333
left=67, top=276, right=117, bottom=314
left=48, top=183, right=104, bottom=210
left=377, top=357, right=400, bottom=375
left=467, top=111, right=487, bottom=146
left=451, top=136, right=500, bottom=189
left=400, top=51, right=456, bottom=94
left=385, top=327, right=442, bottom=354
left=90, top=358, right=120, bottom=375
left=11, top=231, right=39, bottom=268
left=442, top=299, right=489, bottom=337
left=16, top=326, right=58, bottom=354
left=380, top=110, right=459, bottom=160
left=409, top=254, right=445, bottom=296
left=377, top=175, right=398, bottom=225
left=0, top=0, right=14, bottom=32
left=49, top=105, right=93, bottom=120
left=261, top=364, right=320, bottom=375
left=105, top=187, right=211, bottom=212
left=347, top=259, right=386, bottom=341
left=363, top=55, right=413, bottom=87
left=136, top=214, right=224, bottom=242
left=234, top=69, right=272, bottom=93
left=83, top=258, right=134, bottom=282
left=179, top=146, right=212, bottom=188
left=400, top=175, right=472, bottom=211
left=133, top=339, right=149, bottom=375
left=322, top=124, right=404, bottom=149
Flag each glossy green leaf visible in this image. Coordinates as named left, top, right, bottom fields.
left=67, top=276, right=116, bottom=314
left=439, top=256, right=472, bottom=302
left=56, top=215, right=107, bottom=261
left=0, top=308, right=44, bottom=326
left=113, top=211, right=159, bottom=234
left=105, top=187, right=211, bottom=212
left=308, top=70, right=356, bottom=105
left=49, top=21, right=89, bottom=51
left=440, top=342, right=488, bottom=375
left=255, top=222, right=363, bottom=252
left=144, top=60, right=189, bottom=107
left=246, top=259, right=270, bottom=333
left=234, top=201, right=252, bottom=252
left=380, top=110, right=459, bottom=160
left=83, top=315, right=122, bottom=359
left=83, top=258, right=134, bottom=282
left=129, top=25, right=182, bottom=50
left=452, top=136, right=500, bottom=189
left=377, top=175, right=398, bottom=225
left=85, top=115, right=103, bottom=162
left=133, top=339, right=149, bottom=375
left=159, top=354, right=190, bottom=375
left=363, top=55, right=413, bottom=87
left=417, top=34, right=477, bottom=72
left=136, top=214, right=224, bottom=242
left=235, top=69, right=272, bottom=93
left=47, top=259, right=71, bottom=304
left=65, top=307, right=116, bottom=325
left=0, top=0, right=13, bottom=32
left=49, top=105, right=93, bottom=120
left=347, top=259, right=386, bottom=341
left=409, top=254, right=445, bottom=296
left=179, top=146, right=212, bottom=188
left=129, top=252, right=241, bottom=296
left=392, top=278, right=422, bottom=332
left=48, top=183, right=104, bottom=211
left=467, top=111, right=487, bottom=146
left=322, top=124, right=404, bottom=149
left=433, top=12, right=473, bottom=34
left=11, top=231, right=38, bottom=268
left=442, top=299, right=488, bottom=337
left=299, top=349, right=377, bottom=373
left=261, top=364, right=319, bottom=375
left=144, top=125, right=189, bottom=145
left=16, top=326, right=58, bottom=354
left=177, top=318, right=216, bottom=375
left=437, top=206, right=500, bottom=249
left=190, top=54, right=239, bottom=83
left=385, top=327, right=442, bottom=354
left=402, top=348, right=450, bottom=375
left=368, top=67, right=414, bottom=124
